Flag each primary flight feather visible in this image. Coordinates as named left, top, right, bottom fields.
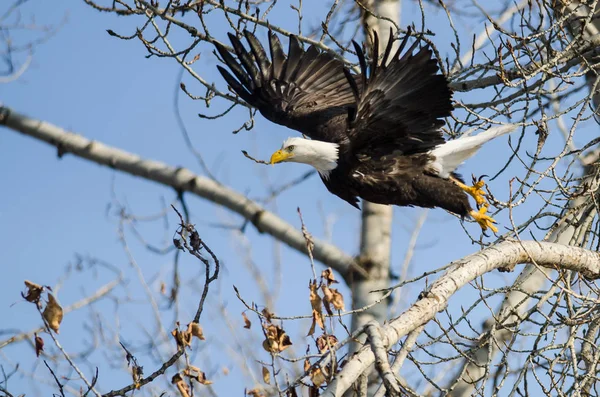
left=214, top=29, right=515, bottom=233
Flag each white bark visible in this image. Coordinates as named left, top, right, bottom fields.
left=364, top=321, right=401, bottom=396
left=322, top=240, right=600, bottom=397
left=0, top=105, right=358, bottom=276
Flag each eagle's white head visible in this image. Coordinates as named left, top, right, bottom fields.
left=269, top=137, right=339, bottom=178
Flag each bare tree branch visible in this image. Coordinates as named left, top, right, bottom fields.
left=0, top=105, right=360, bottom=279
left=322, top=240, right=600, bottom=397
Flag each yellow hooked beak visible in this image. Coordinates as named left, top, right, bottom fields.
left=270, top=150, right=292, bottom=165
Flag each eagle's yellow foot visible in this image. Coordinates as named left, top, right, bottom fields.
left=454, top=175, right=488, bottom=208
left=470, top=205, right=498, bottom=233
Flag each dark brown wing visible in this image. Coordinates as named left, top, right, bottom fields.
left=214, top=30, right=356, bottom=143
left=343, top=29, right=453, bottom=157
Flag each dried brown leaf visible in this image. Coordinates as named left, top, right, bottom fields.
left=308, top=281, right=324, bottom=336
left=190, top=230, right=201, bottom=251
left=247, top=388, right=266, bottom=397
left=262, top=324, right=292, bottom=353
left=261, top=307, right=274, bottom=322
left=172, top=373, right=191, bottom=397
left=308, top=311, right=318, bottom=337
left=329, top=288, right=345, bottom=311
left=321, top=268, right=338, bottom=286
left=34, top=333, right=44, bottom=357
left=242, top=312, right=252, bottom=329
left=261, top=366, right=270, bottom=384
left=316, top=334, right=338, bottom=353
left=322, top=285, right=344, bottom=312
left=183, top=365, right=213, bottom=385
left=171, top=326, right=192, bottom=350
left=190, top=53, right=201, bottom=64
left=188, top=322, right=205, bottom=341
left=22, top=280, right=43, bottom=304
left=309, top=367, right=327, bottom=387
left=304, top=358, right=311, bottom=373
left=173, top=237, right=184, bottom=250
left=43, top=293, right=63, bottom=333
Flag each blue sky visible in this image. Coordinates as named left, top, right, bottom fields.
left=0, top=1, right=586, bottom=396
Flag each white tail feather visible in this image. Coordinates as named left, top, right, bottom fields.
left=430, top=124, right=517, bottom=178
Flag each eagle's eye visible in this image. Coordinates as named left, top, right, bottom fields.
left=286, top=145, right=295, bottom=152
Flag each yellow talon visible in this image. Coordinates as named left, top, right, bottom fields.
left=452, top=175, right=489, bottom=208
left=469, top=205, right=498, bottom=233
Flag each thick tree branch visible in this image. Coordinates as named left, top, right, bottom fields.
left=0, top=105, right=360, bottom=278
left=321, top=240, right=600, bottom=397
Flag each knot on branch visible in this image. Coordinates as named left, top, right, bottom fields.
left=250, top=209, right=265, bottom=234
left=0, top=106, right=9, bottom=124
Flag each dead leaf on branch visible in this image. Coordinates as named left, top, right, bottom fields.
left=261, top=307, right=274, bottom=323
left=308, top=281, right=324, bottom=336
left=172, top=322, right=205, bottom=349
left=322, top=285, right=344, bottom=314
left=304, top=358, right=328, bottom=387
left=183, top=365, right=213, bottom=385
left=43, top=293, right=63, bottom=333
left=22, top=280, right=44, bottom=304
left=173, top=238, right=184, bottom=251
left=261, top=366, right=271, bottom=384
left=247, top=388, right=267, bottom=397
left=172, top=325, right=191, bottom=350
left=242, top=312, right=252, bottom=329
left=131, top=365, right=143, bottom=387
left=262, top=323, right=292, bottom=353
left=310, top=367, right=327, bottom=387
left=188, top=322, right=205, bottom=340
left=321, top=268, right=338, bottom=286
left=172, top=373, right=191, bottom=397
left=316, top=334, right=338, bottom=353
left=34, top=333, right=44, bottom=357
left=190, top=229, right=202, bottom=251
left=119, top=342, right=143, bottom=386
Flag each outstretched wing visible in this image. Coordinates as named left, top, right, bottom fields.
left=344, top=30, right=453, bottom=158
left=214, top=30, right=356, bottom=143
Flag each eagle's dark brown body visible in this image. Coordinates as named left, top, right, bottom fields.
left=324, top=147, right=471, bottom=216
left=214, top=29, right=473, bottom=217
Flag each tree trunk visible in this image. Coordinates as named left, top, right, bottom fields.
left=347, top=0, right=400, bottom=395
left=350, top=0, right=400, bottom=343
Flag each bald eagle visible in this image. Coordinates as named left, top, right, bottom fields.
left=214, top=30, right=515, bottom=233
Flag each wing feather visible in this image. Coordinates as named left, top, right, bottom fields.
left=228, top=33, right=260, bottom=87
left=344, top=30, right=453, bottom=157
left=215, top=30, right=356, bottom=142
left=214, top=41, right=253, bottom=89
left=244, top=30, right=271, bottom=81
left=268, top=31, right=286, bottom=80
